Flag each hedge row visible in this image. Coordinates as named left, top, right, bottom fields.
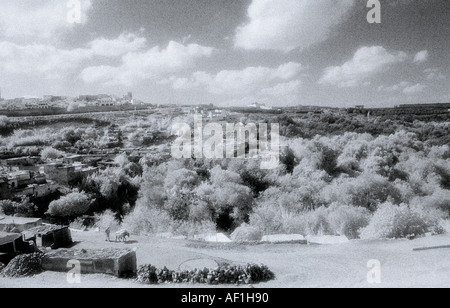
left=136, top=263, right=275, bottom=285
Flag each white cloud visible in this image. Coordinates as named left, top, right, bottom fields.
left=260, top=80, right=302, bottom=96
left=88, top=33, right=147, bottom=58
left=424, top=68, right=446, bottom=81
left=319, top=46, right=408, bottom=87
left=413, top=50, right=429, bottom=64
left=378, top=81, right=426, bottom=95
left=0, top=33, right=158, bottom=81
left=0, top=41, right=92, bottom=79
left=81, top=41, right=215, bottom=86
left=403, top=83, right=427, bottom=95
left=165, top=62, right=303, bottom=95
left=234, top=0, right=355, bottom=52
left=377, top=81, right=411, bottom=92
left=0, top=0, right=92, bottom=39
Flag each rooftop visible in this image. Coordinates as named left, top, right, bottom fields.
left=0, top=232, right=21, bottom=246
left=0, top=217, right=42, bottom=225
left=24, top=224, right=68, bottom=236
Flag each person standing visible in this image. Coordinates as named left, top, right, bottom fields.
left=105, top=226, right=111, bottom=242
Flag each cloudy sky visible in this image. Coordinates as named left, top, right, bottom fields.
left=0, top=0, right=449, bottom=107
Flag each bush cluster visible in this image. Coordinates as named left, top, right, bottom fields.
left=46, top=191, right=91, bottom=218
left=230, top=223, right=263, bottom=242
left=1, top=253, right=45, bottom=278
left=360, top=202, right=431, bottom=240
left=136, top=263, right=275, bottom=285
left=0, top=199, right=37, bottom=218
left=250, top=204, right=371, bottom=239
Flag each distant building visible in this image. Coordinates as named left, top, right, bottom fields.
left=96, top=97, right=115, bottom=107
left=207, top=109, right=227, bottom=120
left=1, top=156, right=40, bottom=167
left=7, top=170, right=33, bottom=189
left=248, top=102, right=263, bottom=108
left=78, top=94, right=110, bottom=102
left=43, top=163, right=97, bottom=185
left=25, top=101, right=51, bottom=109
left=0, top=169, right=57, bottom=200
left=124, top=92, right=133, bottom=101
left=43, top=95, right=65, bottom=102
left=247, top=102, right=273, bottom=110
left=63, top=155, right=84, bottom=165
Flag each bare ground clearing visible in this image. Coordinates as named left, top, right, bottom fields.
left=1, top=231, right=450, bottom=288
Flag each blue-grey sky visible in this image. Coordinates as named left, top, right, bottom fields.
left=0, top=0, right=449, bottom=107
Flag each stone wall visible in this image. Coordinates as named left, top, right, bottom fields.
left=41, top=248, right=137, bottom=278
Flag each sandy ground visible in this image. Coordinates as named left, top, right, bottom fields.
left=1, top=230, right=450, bottom=288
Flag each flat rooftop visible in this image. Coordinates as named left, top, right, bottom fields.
left=0, top=217, right=42, bottom=225
left=0, top=232, right=21, bottom=245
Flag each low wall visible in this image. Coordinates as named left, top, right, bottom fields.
left=42, top=248, right=137, bottom=278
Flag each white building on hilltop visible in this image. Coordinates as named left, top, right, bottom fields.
left=247, top=102, right=273, bottom=110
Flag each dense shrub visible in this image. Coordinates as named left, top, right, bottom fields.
left=327, top=204, right=371, bottom=239
left=440, top=220, right=450, bottom=234
left=52, top=140, right=72, bottom=150
left=0, top=116, right=9, bottom=128
left=80, top=167, right=140, bottom=215
left=290, top=207, right=333, bottom=236
left=69, top=217, right=88, bottom=231
left=230, top=223, right=263, bottom=242
left=248, top=203, right=284, bottom=235
left=40, top=147, right=64, bottom=160
left=1, top=253, right=45, bottom=277
left=249, top=204, right=370, bottom=239
left=359, top=202, right=430, bottom=240
left=94, top=210, right=121, bottom=231
left=136, top=263, right=275, bottom=285
left=410, top=201, right=448, bottom=235
left=4, top=129, right=51, bottom=148
left=169, top=220, right=216, bottom=238
left=122, top=203, right=172, bottom=235
left=47, top=191, right=91, bottom=218
left=410, top=189, right=450, bottom=216
left=0, top=199, right=37, bottom=217
left=321, top=173, right=402, bottom=211
left=0, top=200, right=21, bottom=216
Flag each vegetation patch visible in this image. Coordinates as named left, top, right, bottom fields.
left=136, top=263, right=275, bottom=285
left=1, top=253, right=45, bottom=278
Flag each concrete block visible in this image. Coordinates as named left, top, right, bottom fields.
left=42, top=248, right=137, bottom=278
